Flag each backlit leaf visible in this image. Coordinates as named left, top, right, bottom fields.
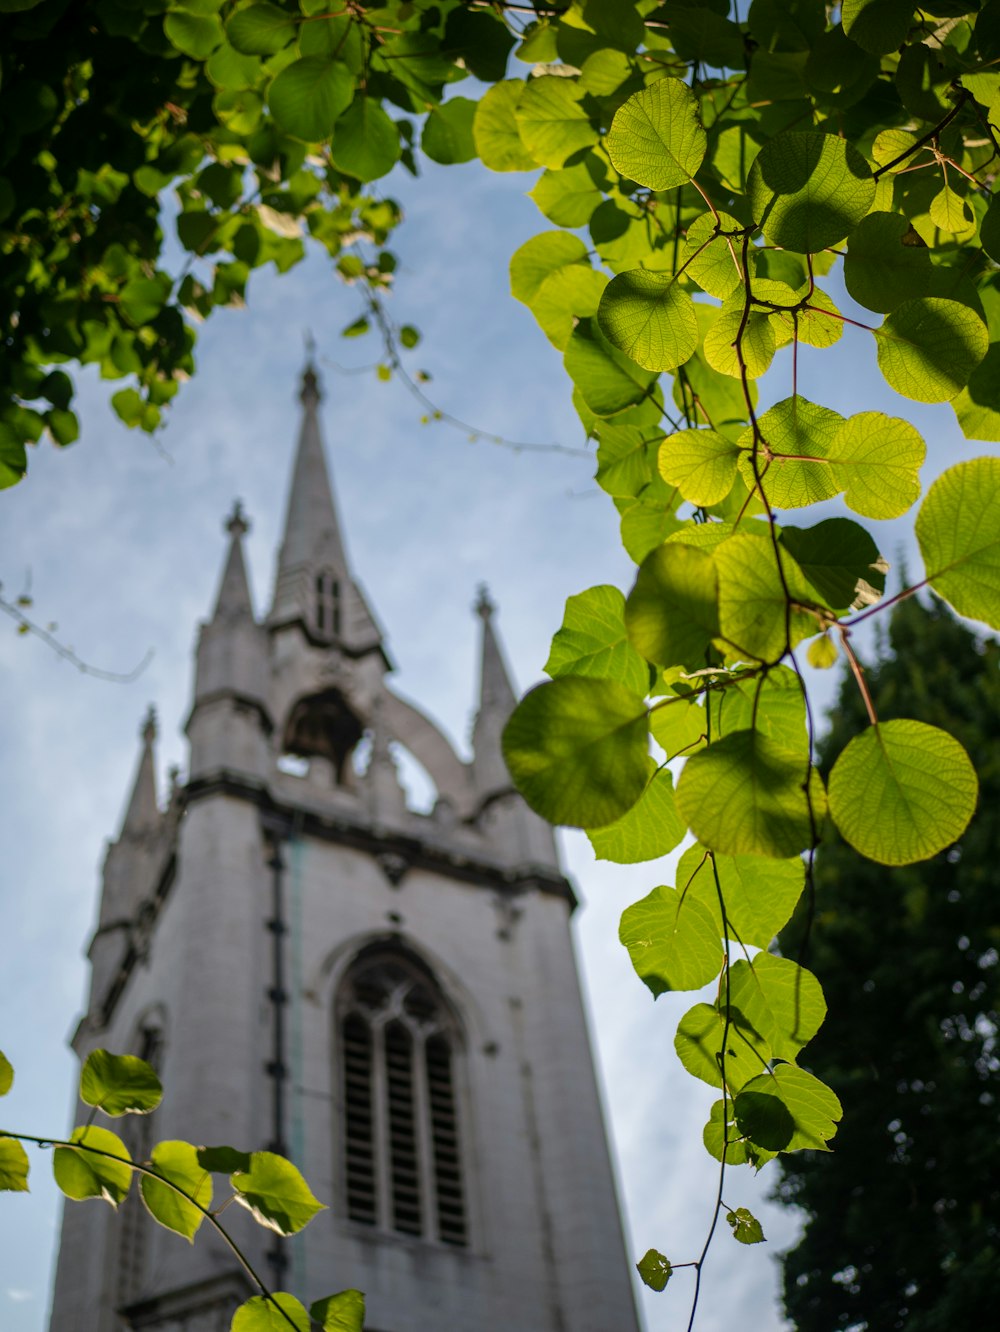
left=658, top=428, right=742, bottom=506
left=331, top=97, right=399, bottom=182
left=421, top=98, right=477, bottom=165
left=140, top=1141, right=212, bottom=1241
left=564, top=318, right=657, bottom=417
left=875, top=298, right=988, bottom=404
left=825, top=412, right=925, bottom=519
left=515, top=76, right=598, bottom=169
left=545, top=584, right=649, bottom=695
left=0, top=1138, right=29, bottom=1192
left=53, top=1126, right=131, bottom=1206
left=748, top=131, right=875, bottom=253
left=727, top=954, right=826, bottom=1061
left=268, top=58, right=354, bottom=142
left=587, top=762, right=685, bottom=864
left=80, top=1049, right=162, bottom=1117
left=502, top=676, right=649, bottom=828
left=727, top=1207, right=766, bottom=1244
left=636, top=1249, right=672, bottom=1292
left=510, top=231, right=589, bottom=304
left=625, top=542, right=720, bottom=669
left=310, top=1290, right=366, bottom=1332
left=619, top=885, right=722, bottom=996
left=674, top=1001, right=771, bottom=1093
left=473, top=80, right=538, bottom=172
left=0, top=1051, right=12, bottom=1096
left=916, top=457, right=1000, bottom=628
left=828, top=720, right=978, bottom=866
left=678, top=842, right=806, bottom=948
left=843, top=0, right=915, bottom=55
left=604, top=78, right=707, bottom=190
left=231, top=1151, right=326, bottom=1235
left=676, top=730, right=826, bottom=858
left=735, top=1063, right=842, bottom=1152
left=714, top=533, right=820, bottom=661
left=598, top=270, right=699, bottom=373
left=682, top=211, right=745, bottom=300
left=737, top=397, right=843, bottom=510
left=530, top=156, right=606, bottom=227
left=232, top=1294, right=310, bottom=1332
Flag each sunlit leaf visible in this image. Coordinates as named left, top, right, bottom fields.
left=658, top=428, right=742, bottom=506
left=727, top=954, right=826, bottom=1061
left=473, top=80, right=538, bottom=171
left=875, top=299, right=989, bottom=404
left=53, top=1126, right=131, bottom=1206
left=677, top=842, right=806, bottom=948
left=0, top=1051, right=12, bottom=1097
left=231, top=1152, right=326, bottom=1235
left=604, top=78, right=707, bottom=190
left=515, top=76, right=598, bottom=169
left=310, top=1290, right=366, bottom=1332
left=0, top=1137, right=29, bottom=1192
left=619, top=885, right=722, bottom=996
left=232, top=1294, right=310, bottom=1332
left=140, top=1141, right=212, bottom=1242
left=735, top=1063, right=842, bottom=1152
left=674, top=1001, right=771, bottom=1093
left=80, top=1050, right=162, bottom=1117
left=598, top=270, right=699, bottom=373
left=748, top=131, right=875, bottom=252
left=545, top=585, right=649, bottom=695
left=727, top=1207, right=766, bottom=1244
left=916, top=457, right=1000, bottom=628
left=636, top=1249, right=673, bottom=1292
left=625, top=541, right=720, bottom=669
left=587, top=762, right=685, bottom=864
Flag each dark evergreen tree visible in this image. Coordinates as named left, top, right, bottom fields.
left=775, top=596, right=1000, bottom=1330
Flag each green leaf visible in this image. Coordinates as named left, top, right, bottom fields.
left=727, top=954, right=826, bottom=1061
left=737, top=397, right=843, bottom=510
left=53, top=1126, right=132, bottom=1206
left=119, top=276, right=170, bottom=326
left=0, top=1137, right=29, bottom=1192
left=828, top=720, right=978, bottom=867
left=649, top=690, right=707, bottom=760
left=676, top=843, right=805, bottom=949
left=214, top=88, right=264, bottom=135
left=636, top=1248, right=673, bottom=1292
left=529, top=263, right=607, bottom=350
left=682, top=211, right=746, bottom=300
left=779, top=518, right=886, bottom=612
left=595, top=423, right=663, bottom=498
left=268, top=58, right=354, bottom=142
left=825, top=411, right=925, bottom=519
left=619, top=884, right=722, bottom=996
left=980, top=194, right=1000, bottom=262
left=0, top=422, right=27, bottom=487
left=502, top=676, right=649, bottom=828
left=703, top=1099, right=777, bottom=1169
left=164, top=10, right=223, bottom=59
left=545, top=584, right=649, bottom=695
left=748, top=131, right=875, bottom=253
left=674, top=1001, right=771, bottom=1093
left=0, top=1051, right=12, bottom=1096
left=714, top=533, right=819, bottom=661
left=929, top=185, right=974, bottom=236
left=227, top=3, right=296, bottom=56
left=916, top=457, right=1000, bottom=628
left=515, top=76, right=598, bottom=169
left=587, top=762, right=685, bottom=864
left=727, top=1207, right=766, bottom=1245
left=564, top=318, right=657, bottom=417
left=843, top=0, right=915, bottom=55
left=196, top=1145, right=251, bottom=1174
left=140, top=1141, right=212, bottom=1241
left=709, top=665, right=809, bottom=756
left=875, top=298, right=989, bottom=404
left=625, top=542, right=720, bottom=669
left=604, top=78, right=707, bottom=190
left=510, top=231, right=589, bottom=304
left=231, top=1152, right=326, bottom=1236
left=422, top=98, right=477, bottom=165
left=807, top=633, right=838, bottom=669
left=702, top=296, right=776, bottom=380
left=331, top=97, right=399, bottom=182
left=676, top=730, right=826, bottom=859
left=473, top=80, right=538, bottom=172
left=529, top=156, right=606, bottom=227
left=735, top=1063, right=842, bottom=1152
left=658, top=428, right=742, bottom=506
left=597, top=270, right=699, bottom=373
left=310, top=1290, right=366, bottom=1332
left=80, top=1049, right=162, bottom=1117
left=232, top=1294, right=310, bottom=1332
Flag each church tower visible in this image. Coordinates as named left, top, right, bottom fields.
left=48, top=366, right=640, bottom=1332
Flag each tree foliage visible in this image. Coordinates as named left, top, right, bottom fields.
left=3, top=0, right=1000, bottom=1326
left=774, top=598, right=1000, bottom=1331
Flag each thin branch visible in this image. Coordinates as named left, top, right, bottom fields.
left=0, top=586, right=153, bottom=684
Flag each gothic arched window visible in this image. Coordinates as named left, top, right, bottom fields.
left=337, top=952, right=467, bottom=1247
left=315, top=571, right=341, bottom=638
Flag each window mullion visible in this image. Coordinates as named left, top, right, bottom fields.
left=373, top=1020, right=391, bottom=1231
left=412, top=1029, right=436, bottom=1242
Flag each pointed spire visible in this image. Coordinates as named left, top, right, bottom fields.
left=211, top=500, right=255, bottom=621
left=120, top=706, right=160, bottom=839
left=275, top=361, right=349, bottom=580
left=474, top=584, right=517, bottom=717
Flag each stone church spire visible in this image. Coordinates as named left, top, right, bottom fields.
left=119, top=705, right=159, bottom=838
left=471, top=585, right=518, bottom=799
left=211, top=499, right=254, bottom=622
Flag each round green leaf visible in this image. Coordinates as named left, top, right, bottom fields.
left=0, top=1050, right=12, bottom=1096
left=714, top=533, right=819, bottom=661
left=227, top=3, right=297, bottom=56
left=682, top=211, right=745, bottom=300
left=164, top=11, right=223, bottom=59
left=679, top=841, right=805, bottom=947
left=737, top=397, right=843, bottom=510
left=658, top=428, right=742, bottom=506
left=0, top=1137, right=29, bottom=1192
left=735, top=1064, right=842, bottom=1152
left=728, top=1207, right=766, bottom=1245
left=916, top=457, right=1000, bottom=627
left=844, top=212, right=932, bottom=315
left=828, top=720, right=978, bottom=866
left=728, top=954, right=826, bottom=1061
left=604, top=78, right=707, bottom=190
left=676, top=730, right=827, bottom=858
left=636, top=1249, right=673, bottom=1292
left=587, top=762, right=685, bottom=864
left=529, top=157, right=606, bottom=227
left=619, top=884, right=722, bottom=996
left=875, top=298, right=989, bottom=404
left=233, top=1294, right=310, bottom=1332
left=843, top=0, right=916, bottom=55
left=748, top=131, right=875, bottom=253
left=310, top=1290, right=366, bottom=1332
left=702, top=297, right=777, bottom=380
left=544, top=584, right=650, bottom=696
left=214, top=88, right=264, bottom=135
left=422, top=98, right=477, bottom=165
left=80, top=1049, right=162, bottom=1116
left=473, top=80, right=538, bottom=172
left=825, top=411, right=925, bottom=519
left=510, top=231, right=589, bottom=304
left=779, top=518, right=886, bottom=612
left=232, top=1151, right=326, bottom=1236
left=563, top=318, right=657, bottom=417
left=268, top=58, right=354, bottom=143
left=140, top=1141, right=212, bottom=1242
left=529, top=263, right=607, bottom=350
left=331, top=97, right=399, bottom=182
left=502, top=676, right=649, bottom=828
left=597, top=270, right=698, bottom=373
left=674, top=1002, right=771, bottom=1093
left=515, top=76, right=598, bottom=169
left=625, top=541, right=720, bottom=669
left=53, top=1126, right=132, bottom=1206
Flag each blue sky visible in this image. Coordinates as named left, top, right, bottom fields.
left=0, top=146, right=986, bottom=1332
